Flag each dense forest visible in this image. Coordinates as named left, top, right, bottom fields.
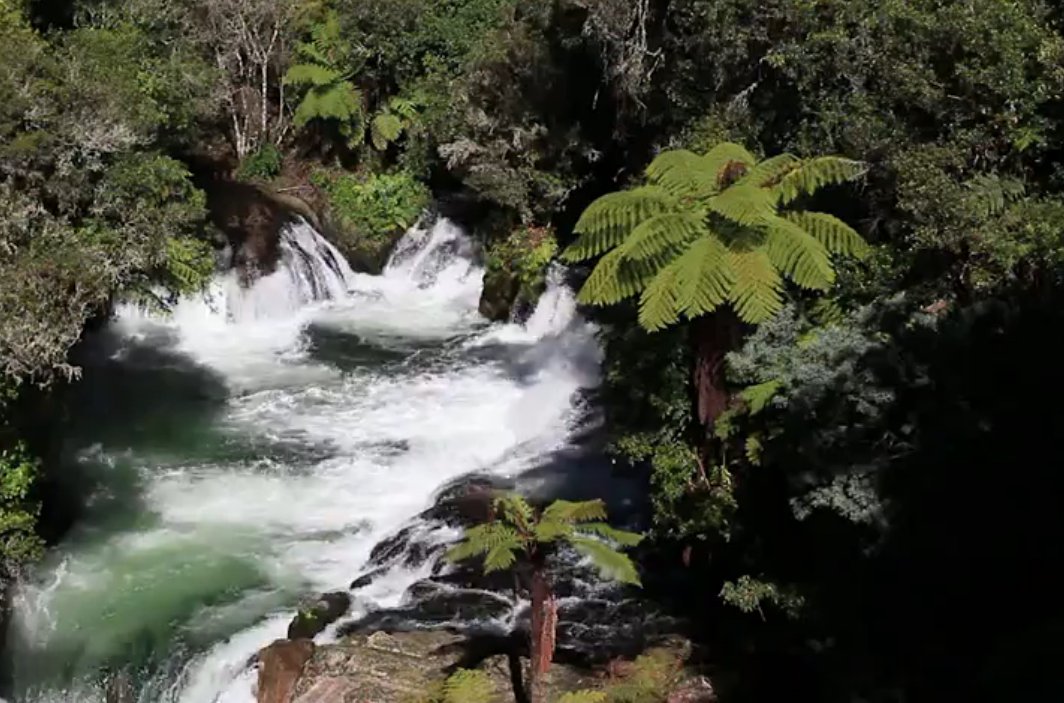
left=3, top=0, right=1064, bottom=700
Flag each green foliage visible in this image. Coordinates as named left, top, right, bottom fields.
left=371, top=96, right=421, bottom=151
left=484, top=225, right=559, bottom=311
left=720, top=575, right=805, bottom=619
left=602, top=650, right=684, bottom=703
left=557, top=692, right=607, bottom=703
left=446, top=494, right=644, bottom=586
left=315, top=169, right=430, bottom=246
left=413, top=668, right=496, bottom=703
left=565, top=143, right=868, bottom=330
left=286, top=10, right=364, bottom=140
left=236, top=144, right=284, bottom=182
left=0, top=442, right=44, bottom=579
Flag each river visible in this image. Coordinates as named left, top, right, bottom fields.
left=5, top=218, right=607, bottom=702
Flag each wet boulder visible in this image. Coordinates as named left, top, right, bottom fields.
left=287, top=592, right=352, bottom=640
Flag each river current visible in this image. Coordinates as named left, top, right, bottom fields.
left=6, top=218, right=604, bottom=702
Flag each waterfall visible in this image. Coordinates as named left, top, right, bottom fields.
left=7, top=216, right=605, bottom=703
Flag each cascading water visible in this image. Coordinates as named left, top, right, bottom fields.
left=5, top=217, right=606, bottom=702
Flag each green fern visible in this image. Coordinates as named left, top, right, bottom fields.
left=447, top=494, right=643, bottom=587
left=441, top=669, right=495, bottom=703
left=557, top=692, right=607, bottom=703
left=565, top=142, right=868, bottom=329
left=285, top=11, right=364, bottom=137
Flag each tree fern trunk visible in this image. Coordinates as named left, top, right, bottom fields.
left=692, top=309, right=740, bottom=429
left=528, top=564, right=556, bottom=703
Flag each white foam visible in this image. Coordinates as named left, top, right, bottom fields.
left=9, top=217, right=601, bottom=703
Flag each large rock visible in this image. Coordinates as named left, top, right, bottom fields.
left=257, top=639, right=315, bottom=703
left=287, top=592, right=352, bottom=640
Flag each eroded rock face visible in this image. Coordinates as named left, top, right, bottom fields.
left=256, top=639, right=315, bottom=703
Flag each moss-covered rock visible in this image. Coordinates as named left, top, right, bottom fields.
left=312, top=169, right=430, bottom=275
left=478, top=226, right=558, bottom=322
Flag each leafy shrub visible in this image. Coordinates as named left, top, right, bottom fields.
left=314, top=169, right=430, bottom=244
left=603, top=649, right=684, bottom=703
left=236, top=144, right=283, bottom=182
left=0, top=441, right=44, bottom=580
left=487, top=226, right=557, bottom=293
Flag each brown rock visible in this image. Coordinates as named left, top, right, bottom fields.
left=257, top=639, right=315, bottom=703
left=292, top=676, right=357, bottom=703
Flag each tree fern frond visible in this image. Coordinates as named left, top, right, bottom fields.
left=534, top=518, right=574, bottom=543
left=738, top=153, right=801, bottom=188
left=763, top=217, right=834, bottom=290
left=726, top=249, right=784, bottom=323
left=542, top=499, right=608, bottom=523
left=708, top=184, right=776, bottom=226
left=495, top=494, right=535, bottom=528
left=703, top=142, right=757, bottom=184
left=638, top=255, right=687, bottom=331
left=557, top=691, right=607, bottom=703
left=739, top=380, right=782, bottom=414
left=445, top=524, right=521, bottom=563
left=294, top=40, right=330, bottom=66
left=618, top=212, right=707, bottom=261
left=570, top=536, right=642, bottom=586
left=564, top=186, right=676, bottom=262
left=575, top=522, right=644, bottom=547
left=786, top=211, right=869, bottom=258
left=283, top=63, right=342, bottom=87
left=292, top=84, right=362, bottom=127
left=675, top=234, right=736, bottom=321
left=441, top=669, right=496, bottom=703
left=965, top=174, right=1026, bottom=217
left=484, top=543, right=519, bottom=573
left=773, top=157, right=867, bottom=206
left=371, top=112, right=403, bottom=151
left=578, top=248, right=654, bottom=306
left=646, top=150, right=718, bottom=198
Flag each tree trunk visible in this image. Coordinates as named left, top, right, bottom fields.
left=692, top=308, right=741, bottom=430
left=528, top=564, right=556, bottom=703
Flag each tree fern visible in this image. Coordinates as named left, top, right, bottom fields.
left=446, top=493, right=643, bottom=699
left=285, top=10, right=364, bottom=137
left=566, top=142, right=868, bottom=329
left=440, top=669, right=495, bottom=703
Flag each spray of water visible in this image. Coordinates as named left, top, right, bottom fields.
left=7, top=217, right=601, bottom=703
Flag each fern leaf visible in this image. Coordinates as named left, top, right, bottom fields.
left=557, top=692, right=607, bottom=703
left=726, top=249, right=784, bottom=323
left=535, top=518, right=574, bottom=543
left=293, top=84, right=363, bottom=127
left=578, top=248, right=655, bottom=306
left=484, top=544, right=519, bottom=573
left=575, top=522, right=644, bottom=547
left=564, top=187, right=676, bottom=262
left=708, top=184, right=776, bottom=226
left=745, top=433, right=764, bottom=466
left=763, top=217, right=834, bottom=290
left=283, top=63, right=342, bottom=87
left=495, top=494, right=535, bottom=528
left=441, top=669, right=495, bottom=703
left=773, top=156, right=867, bottom=206
left=371, top=112, right=403, bottom=151
left=703, top=142, right=757, bottom=184
left=617, top=212, right=706, bottom=261
left=294, top=41, right=330, bottom=66
left=646, top=150, right=718, bottom=198
left=570, top=536, right=642, bottom=586
left=390, top=96, right=419, bottom=120
left=965, top=174, right=1026, bottom=217
left=674, top=234, right=735, bottom=321
left=786, top=211, right=869, bottom=258
left=738, top=153, right=801, bottom=188
left=445, top=524, right=521, bottom=563
left=542, top=499, right=608, bottom=524
left=739, top=380, right=781, bottom=414
left=638, top=255, right=686, bottom=331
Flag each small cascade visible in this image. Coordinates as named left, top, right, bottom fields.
left=227, top=218, right=357, bottom=321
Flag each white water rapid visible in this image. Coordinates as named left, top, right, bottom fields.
left=7, top=218, right=602, bottom=702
